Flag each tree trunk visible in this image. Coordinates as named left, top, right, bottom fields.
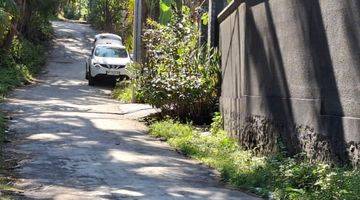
left=104, top=0, right=113, bottom=32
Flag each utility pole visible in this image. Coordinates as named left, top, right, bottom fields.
left=132, top=0, right=143, bottom=103
left=133, top=0, right=143, bottom=63
left=208, top=0, right=227, bottom=48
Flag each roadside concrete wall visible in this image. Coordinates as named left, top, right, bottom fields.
left=218, top=0, right=360, bottom=165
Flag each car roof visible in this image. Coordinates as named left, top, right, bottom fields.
left=95, top=33, right=122, bottom=42
left=95, top=39, right=123, bottom=47
left=95, top=43, right=126, bottom=49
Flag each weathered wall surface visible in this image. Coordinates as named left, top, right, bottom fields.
left=218, top=0, right=360, bottom=165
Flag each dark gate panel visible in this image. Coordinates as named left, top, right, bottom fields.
left=218, top=0, right=360, bottom=166
left=219, top=2, right=246, bottom=138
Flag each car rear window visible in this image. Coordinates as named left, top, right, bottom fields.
left=95, top=46, right=128, bottom=58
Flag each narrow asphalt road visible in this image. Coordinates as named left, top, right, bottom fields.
left=1, top=21, right=259, bottom=200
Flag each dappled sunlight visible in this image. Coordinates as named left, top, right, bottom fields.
left=57, top=28, right=77, bottom=34
left=107, top=149, right=161, bottom=164
left=132, top=166, right=187, bottom=177
left=111, top=189, right=144, bottom=197
left=74, top=140, right=100, bottom=146
left=166, top=187, right=232, bottom=200
left=26, top=133, right=63, bottom=141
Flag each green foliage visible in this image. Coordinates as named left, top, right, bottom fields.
left=0, top=0, right=56, bottom=47
left=134, top=11, right=221, bottom=123
left=0, top=0, right=17, bottom=13
left=0, top=7, right=12, bottom=44
left=149, top=118, right=360, bottom=200
left=0, top=37, right=45, bottom=98
left=61, top=0, right=88, bottom=20
left=18, top=0, right=57, bottom=42
left=87, top=0, right=133, bottom=50
left=210, top=112, right=223, bottom=135
left=63, top=3, right=81, bottom=20
left=201, top=12, right=209, bottom=25
left=112, top=80, right=143, bottom=103
left=113, top=81, right=133, bottom=103
left=159, top=0, right=175, bottom=24
left=0, top=0, right=17, bottom=47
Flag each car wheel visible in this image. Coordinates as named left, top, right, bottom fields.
left=88, top=71, right=95, bottom=86
left=111, top=79, right=117, bottom=87
left=85, top=65, right=89, bottom=80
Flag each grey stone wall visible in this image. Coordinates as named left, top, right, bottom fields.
left=218, top=0, right=360, bottom=165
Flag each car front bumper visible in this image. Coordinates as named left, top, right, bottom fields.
left=90, top=65, right=127, bottom=78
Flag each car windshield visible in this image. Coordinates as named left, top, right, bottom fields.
left=95, top=46, right=128, bottom=58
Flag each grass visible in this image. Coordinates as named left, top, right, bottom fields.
left=0, top=65, right=32, bottom=99
left=112, top=81, right=133, bottom=103
left=112, top=80, right=143, bottom=103
left=149, top=119, right=360, bottom=200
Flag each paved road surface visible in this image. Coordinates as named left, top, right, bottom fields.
left=1, top=21, right=259, bottom=200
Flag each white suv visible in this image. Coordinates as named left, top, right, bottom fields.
left=86, top=34, right=131, bottom=86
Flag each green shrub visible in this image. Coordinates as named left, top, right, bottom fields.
left=0, top=37, right=45, bottom=98
left=87, top=0, right=134, bottom=50
left=0, top=7, right=12, bottom=44
left=63, top=4, right=81, bottom=20
left=134, top=9, right=221, bottom=123
left=210, top=112, right=223, bottom=135
left=148, top=118, right=360, bottom=200
left=28, top=15, right=54, bottom=42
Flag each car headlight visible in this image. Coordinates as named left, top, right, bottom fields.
left=93, top=63, right=101, bottom=68
left=91, top=60, right=99, bottom=67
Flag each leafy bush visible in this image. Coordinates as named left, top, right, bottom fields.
left=135, top=9, right=221, bottom=123
left=27, top=14, right=54, bottom=42
left=0, top=7, right=13, bottom=45
left=0, top=37, right=45, bottom=98
left=149, top=118, right=360, bottom=199
left=63, top=4, right=81, bottom=20
left=87, top=0, right=134, bottom=49
left=210, top=112, right=223, bottom=135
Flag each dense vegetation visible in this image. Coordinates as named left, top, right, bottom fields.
left=0, top=0, right=55, bottom=99
left=0, top=0, right=52, bottom=102
left=61, top=0, right=204, bottom=52
left=149, top=116, right=360, bottom=200
left=87, top=0, right=134, bottom=49
left=129, top=10, right=220, bottom=123
left=60, top=0, right=135, bottom=49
